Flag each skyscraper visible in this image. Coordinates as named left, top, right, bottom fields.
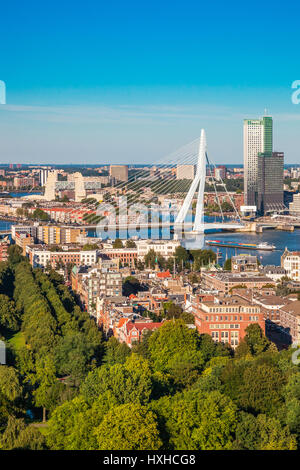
left=109, top=165, right=128, bottom=182
left=257, top=152, right=284, bottom=215
left=176, top=164, right=195, bottom=180
left=243, top=115, right=273, bottom=207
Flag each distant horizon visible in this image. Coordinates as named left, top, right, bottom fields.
left=1, top=163, right=300, bottom=169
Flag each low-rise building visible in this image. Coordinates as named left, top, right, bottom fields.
left=15, top=232, right=34, bottom=255
left=231, top=254, right=258, bottom=273
left=279, top=301, right=300, bottom=344
left=115, top=318, right=164, bottom=347
left=201, top=271, right=275, bottom=294
left=26, top=244, right=98, bottom=269
left=259, top=265, right=286, bottom=282
left=99, top=247, right=138, bottom=267
left=136, top=240, right=180, bottom=261
left=281, top=248, right=300, bottom=281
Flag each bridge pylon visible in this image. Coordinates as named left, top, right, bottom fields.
left=175, top=129, right=206, bottom=232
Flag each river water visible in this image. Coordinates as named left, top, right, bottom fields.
left=88, top=214, right=300, bottom=266
left=2, top=212, right=299, bottom=266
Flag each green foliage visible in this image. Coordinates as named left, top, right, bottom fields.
left=32, top=208, right=50, bottom=221
left=1, top=263, right=300, bottom=451
left=243, top=323, right=270, bottom=355
left=94, top=403, right=162, bottom=450
left=113, top=238, right=123, bottom=248
left=0, top=294, right=20, bottom=331
left=126, top=239, right=136, bottom=248
left=148, top=320, right=204, bottom=387
left=190, top=249, right=216, bottom=269
left=1, top=416, right=46, bottom=450
left=103, top=337, right=131, bottom=366
left=81, top=354, right=153, bottom=406
left=152, top=390, right=238, bottom=450
left=0, top=366, right=22, bottom=402
left=223, top=258, right=232, bottom=271
left=234, top=413, right=297, bottom=450
left=7, top=245, right=23, bottom=265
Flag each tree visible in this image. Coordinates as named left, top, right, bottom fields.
left=234, top=413, right=297, bottom=450
left=243, top=324, right=270, bottom=355
left=162, top=301, right=183, bottom=320
left=0, top=294, right=20, bottom=331
left=103, top=337, right=131, bottom=366
left=33, top=356, right=57, bottom=422
left=126, top=239, right=136, bottom=248
left=144, top=249, right=157, bottom=269
left=1, top=416, right=46, bottom=450
left=80, top=354, right=153, bottom=406
left=45, top=396, right=89, bottom=450
left=221, top=361, right=285, bottom=416
left=32, top=208, right=50, bottom=221
left=174, top=246, right=189, bottom=269
left=8, top=245, right=23, bottom=265
left=148, top=320, right=204, bottom=385
left=113, top=238, right=123, bottom=249
left=54, top=331, right=102, bottom=386
left=152, top=390, right=238, bottom=450
left=223, top=258, right=232, bottom=271
left=0, top=366, right=22, bottom=402
left=94, top=403, right=162, bottom=450
left=190, top=249, right=216, bottom=269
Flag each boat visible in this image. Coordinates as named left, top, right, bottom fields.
left=205, top=240, right=275, bottom=251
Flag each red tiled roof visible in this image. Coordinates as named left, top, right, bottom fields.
left=126, top=321, right=163, bottom=333
left=156, top=270, right=172, bottom=279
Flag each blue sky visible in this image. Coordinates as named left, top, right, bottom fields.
left=0, top=0, right=299, bottom=164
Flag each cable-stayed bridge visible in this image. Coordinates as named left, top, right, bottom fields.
left=91, top=129, right=245, bottom=237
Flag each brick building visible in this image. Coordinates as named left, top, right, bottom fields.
left=192, top=294, right=265, bottom=348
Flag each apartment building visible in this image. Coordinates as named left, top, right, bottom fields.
left=192, top=294, right=265, bottom=347
left=15, top=232, right=34, bottom=255
left=279, top=301, right=300, bottom=344
left=201, top=271, right=275, bottom=294
left=136, top=240, right=180, bottom=261
left=99, top=247, right=138, bottom=267
left=26, top=244, right=98, bottom=269
left=281, top=248, right=300, bottom=281
left=79, top=266, right=122, bottom=314
left=231, top=254, right=259, bottom=273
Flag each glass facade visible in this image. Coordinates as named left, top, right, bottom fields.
left=257, top=151, right=284, bottom=215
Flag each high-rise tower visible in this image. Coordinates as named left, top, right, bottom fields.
left=243, top=115, right=273, bottom=207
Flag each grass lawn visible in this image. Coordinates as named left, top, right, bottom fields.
left=7, top=331, right=26, bottom=350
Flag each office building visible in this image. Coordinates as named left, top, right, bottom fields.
left=243, top=115, right=273, bottom=207
left=289, top=193, right=300, bottom=216
left=257, top=151, right=284, bottom=215
left=39, top=168, right=50, bottom=187
left=192, top=294, right=265, bottom=348
left=110, top=165, right=128, bottom=182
